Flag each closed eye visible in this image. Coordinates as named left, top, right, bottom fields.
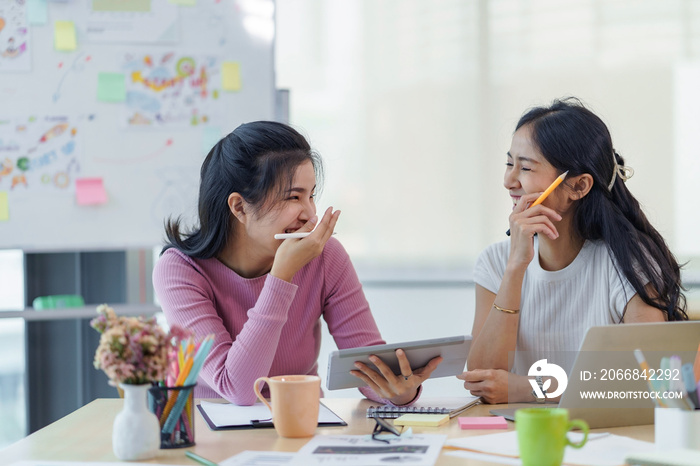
left=506, top=162, right=530, bottom=171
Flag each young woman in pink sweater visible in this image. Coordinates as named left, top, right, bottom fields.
left=153, top=121, right=441, bottom=406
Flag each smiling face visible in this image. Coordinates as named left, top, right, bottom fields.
left=504, top=125, right=565, bottom=210
left=243, top=160, right=317, bottom=255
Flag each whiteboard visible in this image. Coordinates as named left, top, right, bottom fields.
left=0, top=0, right=275, bottom=251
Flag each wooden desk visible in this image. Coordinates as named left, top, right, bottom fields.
left=1, top=398, right=653, bottom=465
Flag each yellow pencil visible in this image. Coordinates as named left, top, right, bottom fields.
left=178, top=344, right=185, bottom=370
left=530, top=170, right=568, bottom=208
left=506, top=170, right=568, bottom=236
left=185, top=336, right=195, bottom=359
left=161, top=357, right=194, bottom=427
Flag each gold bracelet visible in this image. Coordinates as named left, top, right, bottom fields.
left=493, top=303, right=519, bottom=314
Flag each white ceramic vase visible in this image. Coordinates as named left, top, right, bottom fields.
left=112, top=383, right=160, bottom=461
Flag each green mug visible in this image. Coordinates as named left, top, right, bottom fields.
left=516, top=408, right=589, bottom=466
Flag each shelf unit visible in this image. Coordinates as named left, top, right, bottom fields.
left=21, top=250, right=157, bottom=434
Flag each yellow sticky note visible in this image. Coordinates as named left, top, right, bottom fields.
left=0, top=191, right=8, bottom=221
left=222, top=62, right=241, bottom=91
left=55, top=21, right=77, bottom=51
left=394, top=414, right=450, bottom=427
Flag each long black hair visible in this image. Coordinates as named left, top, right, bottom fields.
left=516, top=98, right=687, bottom=321
left=163, top=121, right=323, bottom=258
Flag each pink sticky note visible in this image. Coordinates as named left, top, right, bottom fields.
left=75, top=177, right=107, bottom=205
left=458, top=416, right=508, bottom=430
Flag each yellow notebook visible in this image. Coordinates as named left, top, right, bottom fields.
left=393, top=413, right=450, bottom=427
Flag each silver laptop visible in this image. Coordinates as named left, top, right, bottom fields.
left=491, top=321, right=700, bottom=428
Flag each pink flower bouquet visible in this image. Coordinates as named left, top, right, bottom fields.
left=90, top=304, right=189, bottom=386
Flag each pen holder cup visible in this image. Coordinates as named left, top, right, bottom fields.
left=655, top=407, right=700, bottom=451
left=148, top=383, right=196, bottom=449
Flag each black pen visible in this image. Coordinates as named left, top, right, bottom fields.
left=186, top=450, right=219, bottom=466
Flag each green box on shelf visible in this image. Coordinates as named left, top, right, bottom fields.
left=32, top=295, right=85, bottom=310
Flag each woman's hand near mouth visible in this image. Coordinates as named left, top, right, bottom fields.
left=270, top=207, right=341, bottom=282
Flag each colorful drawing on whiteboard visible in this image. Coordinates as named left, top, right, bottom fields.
left=186, top=0, right=227, bottom=47
left=0, top=0, right=30, bottom=71
left=150, top=166, right=197, bottom=227
left=122, top=52, right=221, bottom=128
left=53, top=53, right=93, bottom=102
left=83, top=0, right=178, bottom=44
left=93, top=137, right=174, bottom=164
left=0, top=116, right=82, bottom=195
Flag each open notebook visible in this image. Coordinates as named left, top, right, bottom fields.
left=198, top=400, right=346, bottom=430
left=366, top=396, right=481, bottom=419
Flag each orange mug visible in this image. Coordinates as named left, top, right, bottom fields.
left=253, top=375, right=321, bottom=438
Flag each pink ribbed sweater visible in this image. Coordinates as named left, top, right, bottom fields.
left=153, top=237, right=399, bottom=406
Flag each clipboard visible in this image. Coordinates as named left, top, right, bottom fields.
left=197, top=400, right=347, bottom=430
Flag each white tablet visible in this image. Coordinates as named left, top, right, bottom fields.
left=326, top=335, right=471, bottom=390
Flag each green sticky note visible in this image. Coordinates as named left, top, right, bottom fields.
left=97, top=73, right=126, bottom=102
left=222, top=62, right=241, bottom=91
left=28, top=0, right=49, bottom=25
left=0, top=192, right=8, bottom=221
left=92, top=0, right=151, bottom=12
left=54, top=21, right=77, bottom=51
left=202, top=126, right=222, bottom=155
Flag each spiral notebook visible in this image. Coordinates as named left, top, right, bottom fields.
left=366, top=396, right=481, bottom=419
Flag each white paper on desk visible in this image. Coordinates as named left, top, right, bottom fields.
left=446, top=431, right=606, bottom=458
left=560, top=435, right=654, bottom=466
left=9, top=462, right=167, bottom=466
left=446, top=431, right=654, bottom=466
left=446, top=450, right=521, bottom=465
left=296, top=433, right=447, bottom=466
left=219, top=450, right=299, bottom=466
left=199, top=400, right=344, bottom=428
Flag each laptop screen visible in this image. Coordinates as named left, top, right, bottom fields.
left=513, top=321, right=700, bottom=428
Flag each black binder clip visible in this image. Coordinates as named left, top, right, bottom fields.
left=250, top=418, right=274, bottom=428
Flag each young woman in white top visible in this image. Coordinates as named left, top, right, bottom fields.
left=459, top=98, right=687, bottom=404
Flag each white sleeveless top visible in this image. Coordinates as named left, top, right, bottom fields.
left=473, top=236, right=637, bottom=375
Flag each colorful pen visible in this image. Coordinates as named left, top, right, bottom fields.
left=506, top=171, right=568, bottom=236
left=633, top=349, right=662, bottom=407
left=670, top=356, right=695, bottom=410
left=659, top=356, right=688, bottom=409
left=681, top=363, right=699, bottom=409
left=670, top=355, right=683, bottom=393
left=660, top=356, right=671, bottom=393
left=186, top=450, right=218, bottom=466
